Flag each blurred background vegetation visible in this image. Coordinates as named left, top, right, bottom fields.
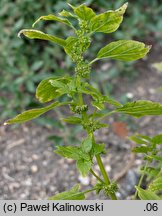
left=1, top=0, right=162, bottom=120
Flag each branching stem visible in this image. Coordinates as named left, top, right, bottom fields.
left=95, top=154, right=117, bottom=200
left=90, top=169, right=104, bottom=183
left=133, top=161, right=149, bottom=199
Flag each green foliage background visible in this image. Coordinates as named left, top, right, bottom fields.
left=1, top=0, right=162, bottom=119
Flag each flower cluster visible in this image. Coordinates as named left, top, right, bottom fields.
left=82, top=120, right=105, bottom=132
left=70, top=26, right=91, bottom=77
left=103, top=182, right=118, bottom=197
left=96, top=181, right=118, bottom=197
left=75, top=61, right=91, bottom=78
left=79, top=20, right=90, bottom=33
left=70, top=104, right=88, bottom=114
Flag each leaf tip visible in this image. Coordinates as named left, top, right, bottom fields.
left=32, top=17, right=42, bottom=28
left=32, top=23, right=35, bottom=28
left=67, top=3, right=75, bottom=9
left=124, top=2, right=129, bottom=8
left=147, top=45, right=152, bottom=51
left=17, top=30, right=23, bottom=38
left=48, top=80, right=53, bottom=85
left=117, top=2, right=128, bottom=15
left=18, top=29, right=30, bottom=38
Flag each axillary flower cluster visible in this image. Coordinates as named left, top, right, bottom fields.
left=73, top=22, right=91, bottom=78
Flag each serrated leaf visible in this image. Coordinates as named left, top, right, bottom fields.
left=74, top=4, right=96, bottom=21
left=48, top=184, right=85, bottom=200
left=54, top=146, right=81, bottom=160
left=116, top=100, right=162, bottom=117
left=135, top=186, right=161, bottom=200
left=32, top=14, right=74, bottom=29
left=97, top=40, right=151, bottom=61
left=36, top=76, right=71, bottom=103
left=152, top=134, right=162, bottom=145
left=76, top=159, right=92, bottom=177
left=62, top=116, right=82, bottom=124
left=89, top=3, right=128, bottom=34
left=18, top=29, right=66, bottom=47
left=81, top=134, right=93, bottom=153
left=4, top=102, right=59, bottom=124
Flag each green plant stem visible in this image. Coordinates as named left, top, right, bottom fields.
left=97, top=110, right=117, bottom=121
left=134, top=161, right=149, bottom=200
left=90, top=169, right=104, bottom=183
left=77, top=76, right=117, bottom=199
left=84, top=188, right=97, bottom=194
left=89, top=58, right=99, bottom=65
left=95, top=154, right=117, bottom=200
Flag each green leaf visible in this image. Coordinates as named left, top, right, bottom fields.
left=148, top=155, right=162, bottom=163
left=36, top=76, right=71, bottom=103
left=18, top=29, right=66, bottom=47
left=74, top=4, right=96, bottom=21
left=132, top=146, right=152, bottom=153
left=36, top=78, right=60, bottom=103
left=152, top=134, right=162, bottom=145
left=89, top=3, right=128, bottom=34
left=104, top=96, right=122, bottom=107
left=55, top=146, right=91, bottom=162
left=97, top=40, right=151, bottom=61
left=81, top=134, right=93, bottom=153
left=49, top=80, right=68, bottom=95
left=76, top=159, right=92, bottom=177
left=4, top=102, right=59, bottom=124
left=64, top=37, right=78, bottom=58
left=49, top=184, right=85, bottom=200
left=145, top=167, right=160, bottom=178
left=32, top=14, right=74, bottom=29
left=135, top=186, right=161, bottom=200
left=149, top=176, right=162, bottom=192
left=59, top=10, right=76, bottom=18
left=79, top=83, right=121, bottom=108
left=116, top=100, right=162, bottom=117
left=129, top=135, right=150, bottom=144
left=54, top=146, right=81, bottom=160
left=92, top=101, right=105, bottom=110
left=62, top=116, right=82, bottom=124
left=92, top=143, right=106, bottom=155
